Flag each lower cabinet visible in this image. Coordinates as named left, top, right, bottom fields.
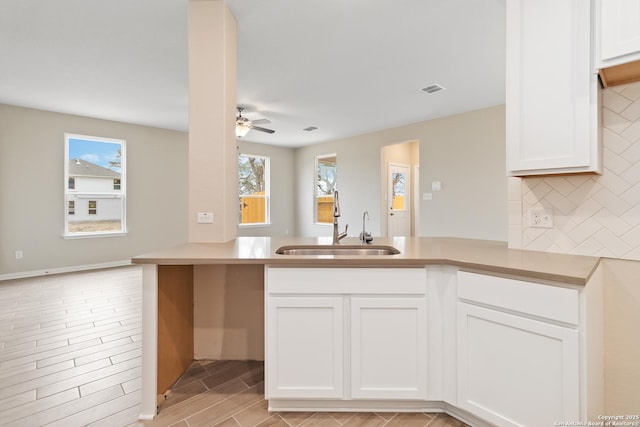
left=350, top=297, right=427, bottom=399
left=264, top=266, right=602, bottom=425
left=457, top=270, right=583, bottom=426
left=457, top=303, right=579, bottom=426
left=265, top=267, right=428, bottom=401
left=266, top=296, right=344, bottom=399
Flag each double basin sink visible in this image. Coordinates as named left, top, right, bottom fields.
left=275, top=244, right=400, bottom=256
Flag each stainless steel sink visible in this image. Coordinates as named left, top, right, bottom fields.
left=275, top=245, right=400, bottom=256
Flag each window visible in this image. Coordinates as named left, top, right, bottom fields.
left=64, top=134, right=126, bottom=237
left=392, top=172, right=406, bottom=211
left=315, top=154, right=336, bottom=223
left=88, top=200, right=97, bottom=215
left=238, top=154, right=269, bottom=225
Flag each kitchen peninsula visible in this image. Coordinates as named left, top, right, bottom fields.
left=132, top=236, right=604, bottom=426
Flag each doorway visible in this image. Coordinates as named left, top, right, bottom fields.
left=381, top=141, right=420, bottom=237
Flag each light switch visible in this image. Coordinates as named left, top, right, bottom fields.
left=423, top=192, right=433, bottom=200
left=197, top=212, right=214, bottom=224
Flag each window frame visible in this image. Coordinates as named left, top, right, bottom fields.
left=238, top=153, right=271, bottom=227
left=64, top=133, right=127, bottom=238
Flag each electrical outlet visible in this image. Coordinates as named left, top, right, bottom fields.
left=15, top=250, right=23, bottom=259
left=529, top=208, right=553, bottom=228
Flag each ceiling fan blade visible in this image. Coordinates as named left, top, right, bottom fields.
left=251, top=118, right=271, bottom=125
left=249, top=124, right=275, bottom=134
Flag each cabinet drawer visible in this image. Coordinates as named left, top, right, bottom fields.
left=457, top=271, right=579, bottom=325
left=266, top=268, right=426, bottom=295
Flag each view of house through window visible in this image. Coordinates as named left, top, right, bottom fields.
left=64, top=134, right=126, bottom=236
left=315, top=154, right=337, bottom=223
left=238, top=154, right=269, bottom=225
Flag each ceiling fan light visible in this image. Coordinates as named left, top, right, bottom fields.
left=235, top=124, right=251, bottom=138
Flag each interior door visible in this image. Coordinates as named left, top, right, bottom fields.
left=388, top=163, right=411, bottom=237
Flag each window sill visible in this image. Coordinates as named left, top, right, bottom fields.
left=63, top=231, right=128, bottom=240
left=239, top=223, right=271, bottom=228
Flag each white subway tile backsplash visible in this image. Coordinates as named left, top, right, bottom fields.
left=602, top=147, right=632, bottom=176
left=598, top=167, right=633, bottom=193
left=512, top=81, right=640, bottom=261
left=602, top=128, right=631, bottom=154
left=620, top=83, right=640, bottom=101
left=620, top=137, right=640, bottom=163
left=603, top=108, right=632, bottom=134
left=594, top=228, right=633, bottom=257
left=621, top=120, right=640, bottom=143
left=604, top=90, right=632, bottom=114
left=621, top=98, right=640, bottom=122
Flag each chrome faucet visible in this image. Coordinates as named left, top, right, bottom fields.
left=332, top=190, right=348, bottom=244
left=360, top=211, right=373, bottom=244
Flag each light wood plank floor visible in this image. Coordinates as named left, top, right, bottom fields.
left=0, top=267, right=470, bottom=427
left=0, top=266, right=143, bottom=427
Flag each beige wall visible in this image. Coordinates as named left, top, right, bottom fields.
left=0, top=104, right=188, bottom=277
left=188, top=0, right=237, bottom=243
left=294, top=105, right=507, bottom=241
left=601, top=258, right=640, bottom=413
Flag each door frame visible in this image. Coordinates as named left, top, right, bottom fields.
left=380, top=141, right=420, bottom=237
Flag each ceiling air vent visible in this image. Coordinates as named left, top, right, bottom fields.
left=303, top=126, right=318, bottom=132
left=419, top=84, right=446, bottom=94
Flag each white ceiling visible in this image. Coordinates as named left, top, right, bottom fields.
left=0, top=0, right=505, bottom=148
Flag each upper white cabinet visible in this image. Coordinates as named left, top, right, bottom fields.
left=597, top=0, right=640, bottom=66
left=595, top=0, right=640, bottom=87
left=506, top=0, right=601, bottom=176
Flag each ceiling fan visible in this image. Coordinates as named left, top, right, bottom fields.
left=236, top=107, right=275, bottom=138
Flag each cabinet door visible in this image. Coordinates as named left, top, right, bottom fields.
left=506, top=0, right=599, bottom=175
left=266, top=297, right=344, bottom=399
left=599, top=0, right=640, bottom=63
left=457, top=303, right=579, bottom=426
left=350, top=297, right=427, bottom=400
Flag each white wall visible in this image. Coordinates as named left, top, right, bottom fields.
left=294, top=105, right=507, bottom=241
left=237, top=140, right=296, bottom=237
left=0, top=104, right=188, bottom=276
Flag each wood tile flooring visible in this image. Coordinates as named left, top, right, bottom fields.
left=145, top=361, right=470, bottom=427
left=0, top=266, right=469, bottom=427
left=0, top=266, right=143, bottom=426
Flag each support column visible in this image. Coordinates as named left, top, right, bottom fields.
left=188, top=0, right=237, bottom=242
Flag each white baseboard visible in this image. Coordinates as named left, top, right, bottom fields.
left=0, top=259, right=134, bottom=281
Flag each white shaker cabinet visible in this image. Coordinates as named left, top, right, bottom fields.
left=266, top=296, right=344, bottom=399
left=457, top=304, right=579, bottom=426
left=506, top=0, right=600, bottom=176
left=350, top=297, right=427, bottom=400
left=456, top=271, right=583, bottom=426
left=597, top=0, right=640, bottom=67
left=265, top=267, right=428, bottom=403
